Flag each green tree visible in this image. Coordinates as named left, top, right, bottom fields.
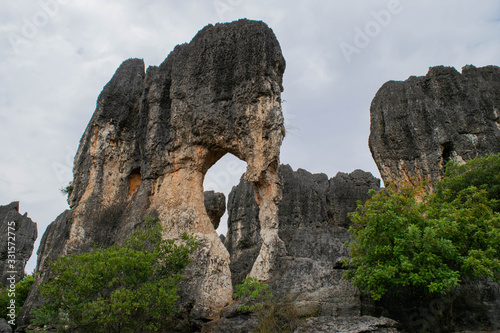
left=436, top=153, right=500, bottom=211
left=346, top=154, right=500, bottom=303
left=32, top=217, right=198, bottom=332
left=346, top=184, right=500, bottom=301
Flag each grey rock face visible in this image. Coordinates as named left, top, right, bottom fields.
left=226, top=164, right=380, bottom=315
left=203, top=315, right=258, bottom=333
left=16, top=210, right=72, bottom=329
left=0, top=202, right=37, bottom=286
left=204, top=191, right=226, bottom=230
left=0, top=318, right=12, bottom=333
left=21, top=19, right=285, bottom=327
left=294, top=316, right=399, bottom=333
left=369, top=65, right=500, bottom=188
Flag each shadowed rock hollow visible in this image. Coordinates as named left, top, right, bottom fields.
left=369, top=65, right=500, bottom=188
left=19, top=19, right=286, bottom=326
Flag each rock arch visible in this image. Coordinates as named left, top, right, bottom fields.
left=32, top=19, right=286, bottom=320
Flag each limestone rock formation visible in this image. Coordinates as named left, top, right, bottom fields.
left=368, top=64, right=500, bottom=332
left=17, top=210, right=72, bottom=327
left=204, top=191, right=226, bottom=230
left=0, top=318, right=12, bottom=333
left=18, top=19, right=285, bottom=328
left=369, top=65, right=500, bottom=188
left=226, top=164, right=380, bottom=315
left=0, top=202, right=37, bottom=286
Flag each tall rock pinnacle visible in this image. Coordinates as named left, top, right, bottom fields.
left=369, top=65, right=500, bottom=188
left=21, top=19, right=286, bottom=324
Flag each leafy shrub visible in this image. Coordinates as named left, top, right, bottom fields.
left=233, top=277, right=315, bottom=333
left=0, top=274, right=35, bottom=324
left=346, top=154, right=500, bottom=302
left=59, top=183, right=73, bottom=196
left=436, top=153, right=500, bottom=211
left=32, top=217, right=198, bottom=332
left=233, top=277, right=273, bottom=312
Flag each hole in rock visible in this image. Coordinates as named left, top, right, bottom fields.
left=441, top=142, right=454, bottom=167
left=128, top=168, right=142, bottom=196
left=203, top=153, right=247, bottom=237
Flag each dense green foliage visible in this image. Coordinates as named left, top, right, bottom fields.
left=436, top=153, right=500, bottom=211
left=0, top=274, right=35, bottom=320
left=346, top=154, right=500, bottom=301
left=32, top=218, right=198, bottom=332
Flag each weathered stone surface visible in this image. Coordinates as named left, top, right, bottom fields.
left=226, top=164, right=380, bottom=315
left=0, top=318, right=12, bottom=333
left=204, top=191, right=226, bottom=230
left=17, top=210, right=72, bottom=329
left=219, top=234, right=226, bottom=245
left=0, top=202, right=37, bottom=286
left=20, top=19, right=285, bottom=328
left=294, top=316, right=399, bottom=333
left=203, top=314, right=258, bottom=333
left=369, top=65, right=500, bottom=189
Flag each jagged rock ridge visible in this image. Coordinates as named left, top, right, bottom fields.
left=19, top=19, right=286, bottom=327
left=0, top=202, right=37, bottom=286
left=225, top=165, right=380, bottom=315
left=370, top=65, right=500, bottom=188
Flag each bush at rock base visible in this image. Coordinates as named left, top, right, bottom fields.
left=30, top=217, right=198, bottom=333
left=233, top=277, right=317, bottom=333
left=346, top=154, right=500, bottom=331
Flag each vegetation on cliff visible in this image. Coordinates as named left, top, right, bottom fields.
left=31, top=217, right=198, bottom=332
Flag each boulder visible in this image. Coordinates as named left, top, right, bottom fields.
left=369, top=65, right=500, bottom=189
left=0, top=318, right=12, bottom=333
left=204, top=191, right=226, bottom=230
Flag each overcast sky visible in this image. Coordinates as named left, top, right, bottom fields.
left=1, top=0, right=499, bottom=273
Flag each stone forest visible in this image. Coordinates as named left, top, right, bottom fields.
left=1, top=19, right=499, bottom=333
